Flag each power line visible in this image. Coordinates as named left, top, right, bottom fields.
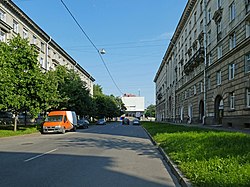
left=60, top=0, right=123, bottom=95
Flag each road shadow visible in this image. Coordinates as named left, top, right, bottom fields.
left=0, top=151, right=175, bottom=187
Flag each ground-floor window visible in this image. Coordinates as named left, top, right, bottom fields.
left=229, top=92, right=235, bottom=109
left=247, top=88, right=250, bottom=107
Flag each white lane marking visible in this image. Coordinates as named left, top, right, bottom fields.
left=24, top=148, right=58, bottom=162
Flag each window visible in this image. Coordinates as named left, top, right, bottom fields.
left=207, top=8, right=211, bottom=23
left=217, top=0, right=222, bottom=9
left=23, top=28, right=28, bottom=39
left=207, top=76, right=211, bottom=90
left=200, top=82, right=203, bottom=93
left=32, top=35, right=37, bottom=45
left=217, top=46, right=222, bottom=59
left=217, top=71, right=222, bottom=85
left=40, top=57, right=44, bottom=68
left=247, top=88, right=250, bottom=107
left=208, top=53, right=213, bottom=65
left=41, top=42, right=45, bottom=53
left=246, top=22, right=250, bottom=38
left=246, top=54, right=250, bottom=73
left=194, top=85, right=196, bottom=95
left=194, top=12, right=197, bottom=23
left=194, top=29, right=197, bottom=39
left=229, top=2, right=236, bottom=22
left=217, top=21, right=222, bottom=34
left=200, top=20, right=203, bottom=32
left=229, top=63, right=235, bottom=80
left=189, top=37, right=192, bottom=48
left=200, top=0, right=203, bottom=15
left=13, top=20, right=19, bottom=33
left=229, top=32, right=236, bottom=50
left=207, top=30, right=211, bottom=45
left=230, top=92, right=235, bottom=109
left=0, top=9, right=6, bottom=21
left=0, top=30, right=6, bottom=42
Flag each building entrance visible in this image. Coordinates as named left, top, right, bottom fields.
left=214, top=95, right=223, bottom=125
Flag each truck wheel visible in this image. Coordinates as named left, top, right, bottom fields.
left=62, top=128, right=65, bottom=134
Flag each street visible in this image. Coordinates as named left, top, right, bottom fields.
left=0, top=122, right=178, bottom=187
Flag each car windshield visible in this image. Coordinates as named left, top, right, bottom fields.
left=45, top=115, right=63, bottom=122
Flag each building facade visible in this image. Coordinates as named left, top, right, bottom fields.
left=155, top=0, right=250, bottom=129
left=0, top=0, right=95, bottom=95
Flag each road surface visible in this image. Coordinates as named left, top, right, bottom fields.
left=0, top=122, right=179, bottom=187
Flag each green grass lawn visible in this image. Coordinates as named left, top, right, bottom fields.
left=142, top=122, right=250, bottom=187
left=0, top=125, right=40, bottom=138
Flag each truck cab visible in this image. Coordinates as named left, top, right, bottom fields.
left=42, top=111, right=77, bottom=134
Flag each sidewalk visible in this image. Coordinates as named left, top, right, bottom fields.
left=167, top=122, right=250, bottom=134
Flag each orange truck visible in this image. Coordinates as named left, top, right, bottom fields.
left=42, top=111, right=77, bottom=134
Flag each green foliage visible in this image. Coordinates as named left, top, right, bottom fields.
left=0, top=35, right=47, bottom=131
left=142, top=122, right=250, bottom=187
left=145, top=104, right=156, bottom=117
left=94, top=94, right=122, bottom=119
left=52, top=66, right=94, bottom=117
left=93, top=84, right=104, bottom=96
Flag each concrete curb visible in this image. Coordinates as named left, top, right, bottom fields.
left=143, top=127, right=192, bottom=187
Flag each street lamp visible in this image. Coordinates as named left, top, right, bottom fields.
left=99, top=48, right=106, bottom=55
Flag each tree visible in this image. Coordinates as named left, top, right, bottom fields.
left=145, top=104, right=156, bottom=118
left=0, top=35, right=48, bottom=131
left=93, top=84, right=104, bottom=96
left=53, top=66, right=93, bottom=117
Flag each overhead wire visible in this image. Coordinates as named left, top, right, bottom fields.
left=60, top=0, right=124, bottom=95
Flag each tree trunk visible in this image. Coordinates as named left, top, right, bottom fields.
left=13, top=113, right=18, bottom=132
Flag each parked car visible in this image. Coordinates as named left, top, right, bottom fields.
left=122, top=118, right=130, bottom=125
left=132, top=119, right=140, bottom=125
left=77, top=119, right=89, bottom=129
left=96, top=119, right=106, bottom=125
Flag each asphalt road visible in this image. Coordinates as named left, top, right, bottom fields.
left=0, top=122, right=178, bottom=187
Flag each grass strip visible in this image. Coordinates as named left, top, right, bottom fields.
left=0, top=125, right=40, bottom=138
left=142, top=122, right=250, bottom=187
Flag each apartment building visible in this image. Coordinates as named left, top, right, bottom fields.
left=154, top=0, right=250, bottom=129
left=0, top=0, right=95, bottom=95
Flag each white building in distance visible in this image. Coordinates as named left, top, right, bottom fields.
left=121, top=94, right=145, bottom=118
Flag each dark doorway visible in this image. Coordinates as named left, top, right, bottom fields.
left=199, top=100, right=204, bottom=123
left=214, top=95, right=223, bottom=124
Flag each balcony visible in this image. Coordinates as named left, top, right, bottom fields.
left=157, top=93, right=162, bottom=100
left=0, top=19, right=11, bottom=33
left=213, top=7, right=223, bottom=23
left=52, top=58, right=60, bottom=65
left=184, top=47, right=204, bottom=75
left=30, top=43, right=40, bottom=51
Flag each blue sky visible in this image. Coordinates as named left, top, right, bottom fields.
left=13, top=0, right=187, bottom=107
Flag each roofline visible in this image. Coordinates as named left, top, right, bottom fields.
left=154, top=0, right=196, bottom=82
left=3, top=0, right=95, bottom=82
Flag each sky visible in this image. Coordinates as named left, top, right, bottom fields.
left=13, top=0, right=187, bottom=107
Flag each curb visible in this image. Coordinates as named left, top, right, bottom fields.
left=143, top=127, right=192, bottom=187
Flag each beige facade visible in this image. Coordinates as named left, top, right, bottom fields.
left=154, top=0, right=250, bottom=129
left=0, top=0, right=95, bottom=95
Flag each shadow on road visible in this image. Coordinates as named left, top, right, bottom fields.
left=0, top=151, right=174, bottom=187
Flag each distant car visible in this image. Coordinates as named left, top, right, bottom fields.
left=96, top=119, right=106, bottom=125
left=77, top=119, right=89, bottom=129
left=132, top=119, right=140, bottom=125
left=122, top=118, right=130, bottom=125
